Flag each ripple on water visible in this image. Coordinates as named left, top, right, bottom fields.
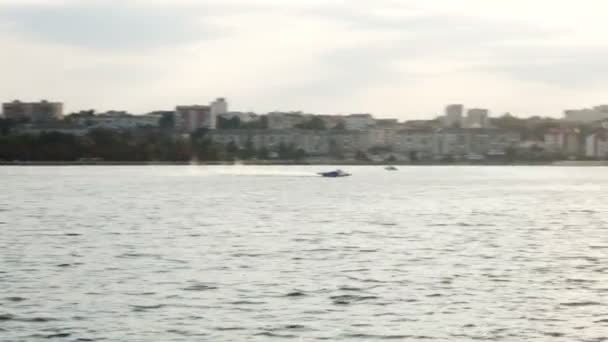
left=183, top=284, right=218, bottom=291
left=131, top=304, right=166, bottom=312
left=560, top=301, right=602, bottom=307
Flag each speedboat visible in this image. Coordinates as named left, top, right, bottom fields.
left=385, top=166, right=398, bottom=171
left=318, top=169, right=351, bottom=177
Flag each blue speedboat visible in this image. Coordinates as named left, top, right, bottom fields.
left=318, top=169, right=351, bottom=177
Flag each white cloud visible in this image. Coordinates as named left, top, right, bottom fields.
left=1, top=0, right=608, bottom=118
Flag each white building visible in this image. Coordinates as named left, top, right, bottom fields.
left=175, top=105, right=213, bottom=133
left=211, top=98, right=228, bottom=118
left=344, top=114, right=375, bottom=130
left=396, top=129, right=434, bottom=159
left=544, top=128, right=581, bottom=155
left=443, top=104, right=464, bottom=127
left=2, top=100, right=64, bottom=122
left=82, top=111, right=161, bottom=130
left=564, top=105, right=608, bottom=123
left=585, top=129, right=608, bottom=159
left=465, top=108, right=489, bottom=128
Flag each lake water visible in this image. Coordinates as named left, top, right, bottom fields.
left=1, top=166, right=607, bottom=341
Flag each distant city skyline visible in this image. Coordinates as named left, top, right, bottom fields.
left=2, top=0, right=608, bottom=118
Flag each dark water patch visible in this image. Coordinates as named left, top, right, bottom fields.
left=426, top=293, right=442, bottom=297
left=463, top=324, right=476, bottom=328
left=20, top=317, right=58, bottom=323
left=230, top=300, right=266, bottom=305
left=214, top=326, right=246, bottom=331
left=543, top=332, right=565, bottom=337
left=117, top=253, right=161, bottom=259
left=131, top=304, right=165, bottom=312
left=5, top=296, right=26, bottom=302
left=595, top=319, right=608, bottom=323
left=342, top=333, right=430, bottom=339
left=590, top=245, right=608, bottom=249
left=64, top=233, right=81, bottom=236
left=45, top=333, right=71, bottom=339
left=560, top=301, right=602, bottom=307
left=341, top=268, right=369, bottom=273
left=254, top=331, right=298, bottom=338
left=231, top=253, right=267, bottom=257
left=304, top=248, right=333, bottom=253
left=183, top=284, right=218, bottom=291
left=338, top=286, right=365, bottom=292
left=0, top=313, right=15, bottom=321
left=331, top=294, right=379, bottom=305
left=285, top=291, right=307, bottom=297
left=566, top=278, right=596, bottom=284
left=125, top=292, right=156, bottom=296
left=57, top=264, right=72, bottom=267
left=527, top=317, right=567, bottom=322
left=401, top=298, right=418, bottom=303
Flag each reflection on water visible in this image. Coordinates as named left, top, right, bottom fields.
left=1, top=166, right=607, bottom=341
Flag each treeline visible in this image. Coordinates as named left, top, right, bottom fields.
left=0, top=128, right=307, bottom=162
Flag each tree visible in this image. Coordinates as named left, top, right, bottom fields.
left=355, top=150, right=370, bottom=161
left=332, top=120, right=346, bottom=130
left=256, top=147, right=269, bottom=160
left=159, top=113, right=175, bottom=130
left=217, top=116, right=241, bottom=129
left=0, top=118, right=17, bottom=136
left=295, top=117, right=326, bottom=130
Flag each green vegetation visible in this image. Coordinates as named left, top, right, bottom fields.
left=295, top=117, right=326, bottom=130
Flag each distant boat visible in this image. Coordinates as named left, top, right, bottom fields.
left=385, top=166, right=398, bottom=171
left=318, top=169, right=351, bottom=177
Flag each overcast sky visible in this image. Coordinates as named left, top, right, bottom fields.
left=1, top=0, right=607, bottom=119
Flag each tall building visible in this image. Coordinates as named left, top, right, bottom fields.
left=2, top=100, right=63, bottom=122
left=175, top=98, right=227, bottom=133
left=175, top=105, right=213, bottom=133
left=465, top=108, right=489, bottom=128
left=210, top=98, right=228, bottom=119
left=585, top=129, right=608, bottom=159
left=444, top=104, right=464, bottom=128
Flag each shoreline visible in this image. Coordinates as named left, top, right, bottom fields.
left=1, top=160, right=606, bottom=166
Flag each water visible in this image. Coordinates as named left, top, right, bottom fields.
left=1, top=166, right=607, bottom=341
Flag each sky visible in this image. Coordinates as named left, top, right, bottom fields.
left=1, top=0, right=608, bottom=119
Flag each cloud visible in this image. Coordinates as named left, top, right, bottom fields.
left=478, top=45, right=608, bottom=87
left=1, top=0, right=608, bottom=117
left=0, top=0, right=225, bottom=51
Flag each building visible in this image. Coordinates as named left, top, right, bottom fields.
left=175, top=105, right=214, bottom=133
left=219, top=112, right=259, bottom=123
left=2, top=100, right=63, bottom=122
left=396, top=129, right=434, bottom=160
left=365, top=128, right=398, bottom=149
left=465, top=108, right=489, bottom=128
left=564, top=106, right=608, bottom=123
left=585, top=129, right=608, bottom=159
left=544, top=128, right=581, bottom=156
left=344, top=114, right=375, bottom=130
left=434, top=128, right=521, bottom=158
left=317, top=115, right=344, bottom=129
left=443, top=104, right=464, bottom=128
left=266, top=112, right=311, bottom=129
left=210, top=98, right=228, bottom=118
left=208, top=129, right=369, bottom=156
left=82, top=111, right=161, bottom=130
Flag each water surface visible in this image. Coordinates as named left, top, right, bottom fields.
left=1, top=166, right=607, bottom=341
